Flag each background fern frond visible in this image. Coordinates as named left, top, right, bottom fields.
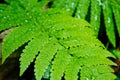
left=90, top=0, right=101, bottom=34
left=75, top=0, right=90, bottom=19
left=51, top=0, right=120, bottom=48
left=112, top=2, right=120, bottom=37
left=102, top=0, right=116, bottom=47
left=52, top=0, right=79, bottom=15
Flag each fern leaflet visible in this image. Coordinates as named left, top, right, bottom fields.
left=20, top=33, right=49, bottom=76
left=51, top=49, right=72, bottom=80
left=65, top=57, right=80, bottom=80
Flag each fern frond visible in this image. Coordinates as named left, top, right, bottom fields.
left=35, top=37, right=59, bottom=80
left=5, top=0, right=38, bottom=10
left=0, top=4, right=29, bottom=31
left=64, top=57, right=80, bottom=80
left=75, top=0, right=90, bottom=19
left=80, top=65, right=116, bottom=80
left=102, top=0, right=116, bottom=47
left=20, top=33, right=49, bottom=76
left=0, top=1, right=116, bottom=80
left=51, top=0, right=120, bottom=47
left=18, top=0, right=38, bottom=11
left=90, top=0, right=101, bottom=34
left=50, top=49, right=72, bottom=80
left=2, top=22, right=41, bottom=63
left=80, top=57, right=115, bottom=66
left=112, top=2, right=120, bottom=36
left=68, top=45, right=113, bottom=58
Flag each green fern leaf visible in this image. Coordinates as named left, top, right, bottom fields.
left=50, top=49, right=72, bottom=80
left=65, top=57, right=80, bottom=80
left=102, top=0, right=116, bottom=47
left=0, top=1, right=116, bottom=80
left=5, top=0, right=37, bottom=10
left=2, top=22, right=41, bottom=63
left=0, top=4, right=35, bottom=32
left=80, top=65, right=116, bottom=80
left=90, top=0, right=101, bottom=34
left=69, top=44, right=113, bottom=58
left=18, top=0, right=38, bottom=10
left=51, top=0, right=120, bottom=47
left=35, top=37, right=59, bottom=80
left=112, top=2, right=120, bottom=36
left=75, top=0, right=90, bottom=19
left=52, top=0, right=79, bottom=15
left=20, top=33, right=49, bottom=76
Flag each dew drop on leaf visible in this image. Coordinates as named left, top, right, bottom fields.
left=66, top=8, right=70, bottom=11
left=0, top=10, right=3, bottom=13
left=25, top=20, right=28, bottom=23
left=97, top=0, right=103, bottom=6
left=26, top=12, right=29, bottom=15
left=3, top=16, right=7, bottom=19
left=86, top=78, right=89, bottom=80
left=102, top=4, right=105, bottom=9
left=78, top=10, right=80, bottom=13
left=108, top=18, right=111, bottom=23
left=95, top=15, right=98, bottom=21
left=77, top=15, right=80, bottom=19
left=71, top=2, right=75, bottom=7
left=9, top=24, right=12, bottom=26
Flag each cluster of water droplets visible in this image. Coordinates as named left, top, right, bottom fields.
left=66, top=1, right=76, bottom=13
left=94, top=15, right=98, bottom=21
left=107, top=17, right=111, bottom=23
left=97, top=0, right=105, bottom=9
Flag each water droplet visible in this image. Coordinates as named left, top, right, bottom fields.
left=95, top=15, right=98, bottom=21
left=94, top=27, right=97, bottom=31
left=97, top=0, right=103, bottom=6
left=102, top=4, right=105, bottom=9
left=9, top=24, right=12, bottom=26
left=26, top=12, right=29, bottom=15
left=77, top=15, right=80, bottom=19
left=0, top=10, right=3, bottom=13
left=91, top=77, right=95, bottom=80
left=78, top=10, right=81, bottom=13
left=3, top=16, right=7, bottom=19
left=108, top=18, right=110, bottom=23
left=71, top=2, right=75, bottom=7
left=25, top=20, right=28, bottom=22
left=86, top=78, right=89, bottom=80
left=66, top=8, right=70, bottom=11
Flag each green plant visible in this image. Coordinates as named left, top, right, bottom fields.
left=0, top=0, right=117, bottom=80
left=52, top=0, right=120, bottom=48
